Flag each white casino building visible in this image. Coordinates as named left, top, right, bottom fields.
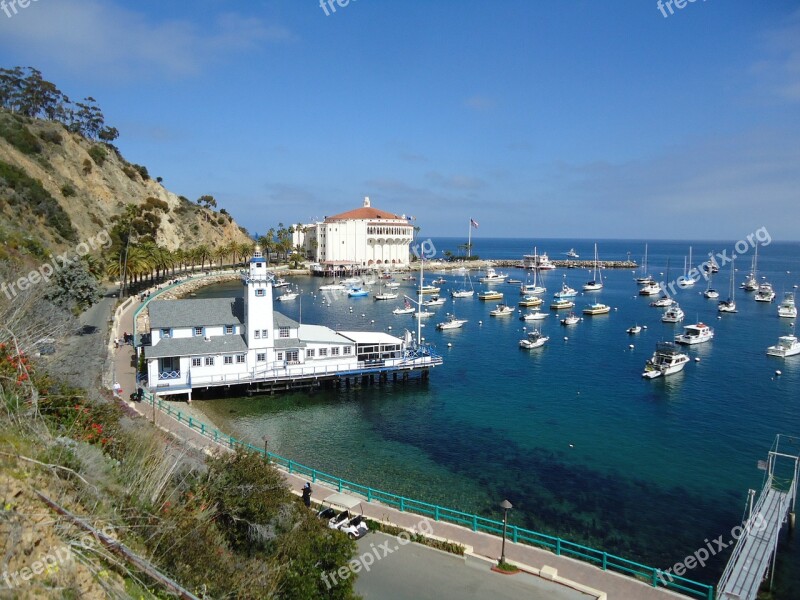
left=144, top=246, right=440, bottom=400
left=296, top=197, right=415, bottom=269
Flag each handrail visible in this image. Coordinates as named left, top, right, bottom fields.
left=138, top=390, right=714, bottom=600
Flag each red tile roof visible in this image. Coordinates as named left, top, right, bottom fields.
left=325, top=206, right=406, bottom=222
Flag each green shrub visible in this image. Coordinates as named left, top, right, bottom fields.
left=122, top=165, right=137, bottom=180
left=0, top=160, right=77, bottom=241
left=0, top=115, right=42, bottom=155
left=61, top=183, right=76, bottom=197
left=38, top=129, right=63, bottom=145
left=133, top=164, right=149, bottom=180
left=82, top=158, right=92, bottom=174
left=88, top=144, right=107, bottom=166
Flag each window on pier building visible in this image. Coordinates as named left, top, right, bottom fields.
left=319, top=348, right=328, bottom=357
left=257, top=353, right=266, bottom=362
left=224, top=356, right=233, bottom=365
left=225, top=325, right=234, bottom=334
left=286, top=350, right=299, bottom=362
left=344, top=346, right=352, bottom=355
left=331, top=347, right=340, bottom=356
left=191, top=357, right=201, bottom=367
left=255, top=289, right=265, bottom=297
left=236, top=354, right=246, bottom=363
left=204, top=357, right=214, bottom=366
left=261, top=329, right=268, bottom=338
left=276, top=352, right=283, bottom=361
left=306, top=349, right=315, bottom=358
left=160, top=328, right=171, bottom=338
left=194, top=327, right=203, bottom=337
left=279, top=327, right=290, bottom=338
left=254, top=330, right=260, bottom=339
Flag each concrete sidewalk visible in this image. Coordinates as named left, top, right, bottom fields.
left=110, top=289, right=700, bottom=600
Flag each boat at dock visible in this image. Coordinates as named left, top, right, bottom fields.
left=642, top=342, right=690, bottom=378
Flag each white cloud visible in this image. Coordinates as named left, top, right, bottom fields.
left=749, top=9, right=800, bottom=103
left=0, top=1, right=293, bottom=81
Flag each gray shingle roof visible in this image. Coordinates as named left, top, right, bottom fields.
left=274, top=338, right=307, bottom=349
left=147, top=334, right=248, bottom=359
left=149, top=298, right=244, bottom=329
left=274, top=311, right=299, bottom=328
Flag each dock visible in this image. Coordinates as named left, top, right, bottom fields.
left=717, top=435, right=799, bottom=600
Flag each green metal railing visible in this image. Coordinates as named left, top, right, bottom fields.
left=139, top=391, right=715, bottom=600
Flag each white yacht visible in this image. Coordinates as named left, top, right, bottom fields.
left=374, top=291, right=399, bottom=300
left=451, top=270, right=475, bottom=298
left=561, top=312, right=580, bottom=326
left=566, top=248, right=579, bottom=259
left=639, top=280, right=661, bottom=296
left=519, top=295, right=543, bottom=307
left=423, top=296, right=446, bottom=307
left=675, top=322, right=714, bottom=345
left=755, top=281, right=776, bottom=302
left=319, top=282, right=346, bottom=291
left=519, top=329, right=549, bottom=349
left=582, top=243, right=604, bottom=291
left=650, top=295, right=674, bottom=307
left=479, top=267, right=508, bottom=284
left=436, top=314, right=468, bottom=330
left=489, top=303, right=516, bottom=317
left=478, top=289, right=504, bottom=301
left=385, top=281, right=401, bottom=289
left=521, top=309, right=548, bottom=321
left=627, top=325, right=642, bottom=335
left=550, top=299, right=575, bottom=310
left=392, top=300, right=415, bottom=315
left=520, top=268, right=546, bottom=295
left=642, top=342, right=690, bottom=378
left=766, top=335, right=800, bottom=358
left=414, top=310, right=435, bottom=319
left=419, top=284, right=441, bottom=295
left=662, top=303, right=685, bottom=323
left=273, top=278, right=290, bottom=288
left=523, top=248, right=556, bottom=270
left=719, top=260, right=737, bottom=313
left=275, top=290, right=299, bottom=302
left=553, top=282, right=578, bottom=299
left=778, top=292, right=797, bottom=318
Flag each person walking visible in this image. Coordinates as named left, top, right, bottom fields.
left=302, top=482, right=312, bottom=508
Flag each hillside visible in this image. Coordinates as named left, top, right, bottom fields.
left=0, top=109, right=251, bottom=263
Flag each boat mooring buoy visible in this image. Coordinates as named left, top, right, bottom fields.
left=776, top=370, right=782, bottom=376
left=479, top=320, right=483, bottom=325
left=447, top=343, right=452, bottom=348
left=629, top=344, right=634, bottom=349
left=564, top=336, right=569, bottom=341
left=695, top=357, right=701, bottom=362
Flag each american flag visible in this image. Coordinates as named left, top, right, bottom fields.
left=470, top=218, right=479, bottom=229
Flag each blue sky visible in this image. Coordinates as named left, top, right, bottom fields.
left=1, top=0, right=799, bottom=240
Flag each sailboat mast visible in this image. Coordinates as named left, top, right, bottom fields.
left=417, top=256, right=423, bottom=343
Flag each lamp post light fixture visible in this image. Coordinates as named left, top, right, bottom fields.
left=262, top=435, right=269, bottom=461
left=500, top=499, right=513, bottom=565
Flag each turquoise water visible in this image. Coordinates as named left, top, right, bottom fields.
left=191, top=238, right=800, bottom=593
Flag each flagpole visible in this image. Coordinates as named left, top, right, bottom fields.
left=468, top=218, right=472, bottom=259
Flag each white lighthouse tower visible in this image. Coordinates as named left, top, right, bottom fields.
left=244, top=245, right=274, bottom=350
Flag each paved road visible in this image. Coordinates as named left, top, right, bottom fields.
left=353, top=533, right=590, bottom=600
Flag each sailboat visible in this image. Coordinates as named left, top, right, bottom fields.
left=703, top=273, right=719, bottom=299
left=437, top=300, right=468, bottom=330
left=319, top=271, right=346, bottom=291
left=635, top=244, right=653, bottom=284
left=520, top=266, right=546, bottom=295
left=741, top=244, right=758, bottom=291
left=681, top=247, right=696, bottom=287
left=582, top=243, right=603, bottom=291
left=374, top=284, right=399, bottom=300
left=451, top=269, right=475, bottom=298
left=718, top=259, right=737, bottom=313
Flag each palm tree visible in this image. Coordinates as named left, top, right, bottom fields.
left=213, top=245, right=227, bottom=269
left=194, top=244, right=211, bottom=271
left=237, top=241, right=254, bottom=264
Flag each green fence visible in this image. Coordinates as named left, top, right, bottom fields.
left=140, top=391, right=715, bottom=600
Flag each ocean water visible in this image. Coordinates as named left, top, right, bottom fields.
left=191, top=238, right=800, bottom=594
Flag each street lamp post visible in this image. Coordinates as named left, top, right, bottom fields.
left=500, top=499, right=513, bottom=564
left=262, top=435, right=269, bottom=462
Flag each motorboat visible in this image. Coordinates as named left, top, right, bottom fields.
left=489, top=303, right=515, bottom=317
left=566, top=248, right=579, bottom=259
left=650, top=295, right=674, bottom=307
left=347, top=287, right=369, bottom=297
left=385, top=281, right=401, bottom=289
left=662, top=303, right=685, bottom=323
left=392, top=300, right=415, bottom=315
left=276, top=290, right=298, bottom=302
left=766, top=335, right=800, bottom=358
left=550, top=299, right=575, bottom=310
left=451, top=289, right=475, bottom=298
left=642, top=342, right=690, bottom=378
left=778, top=292, right=797, bottom=318
left=423, top=296, right=446, bottom=307
left=420, top=284, right=441, bottom=295
left=639, top=281, right=661, bottom=296
left=519, top=295, right=543, bottom=307
left=507, top=279, right=522, bottom=284
left=553, top=282, right=578, bottom=299
left=478, top=290, right=504, bottom=301
left=582, top=243, right=603, bottom=291
left=583, top=302, right=611, bottom=315
left=319, top=282, right=346, bottom=291
left=436, top=314, right=468, bottom=330
left=755, top=281, right=776, bottom=302
left=432, top=277, right=447, bottom=285
left=675, top=322, right=714, bottom=345
left=273, top=278, right=290, bottom=288
left=374, top=290, right=399, bottom=300
left=414, top=310, right=435, bottom=319
left=521, top=309, right=548, bottom=321
left=523, top=248, right=556, bottom=270
left=479, top=267, right=509, bottom=284
left=627, top=325, right=642, bottom=335
left=561, top=312, right=580, bottom=326
left=519, top=329, right=549, bottom=349
left=342, top=277, right=361, bottom=285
